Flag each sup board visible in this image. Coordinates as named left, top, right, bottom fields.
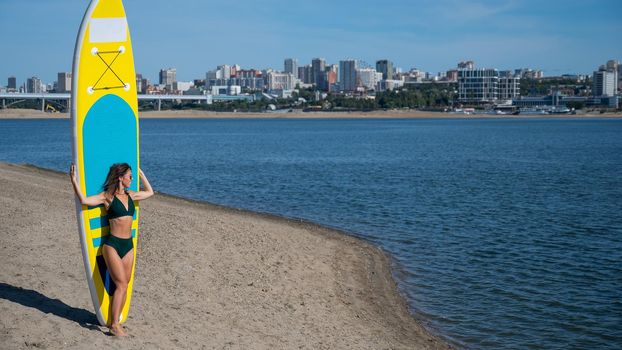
left=71, top=0, right=139, bottom=326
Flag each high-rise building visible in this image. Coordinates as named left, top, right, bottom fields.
left=376, top=59, right=394, bottom=80
left=446, top=69, right=459, bottom=82
left=499, top=76, right=520, bottom=100
left=159, top=68, right=176, bottom=91
left=57, top=72, right=72, bottom=92
left=605, top=60, right=619, bottom=92
left=26, top=76, right=43, bottom=93
left=231, top=64, right=241, bottom=78
left=311, top=58, right=326, bottom=86
left=357, top=68, right=380, bottom=90
left=284, top=58, right=298, bottom=79
left=593, top=69, right=616, bottom=97
left=135, top=73, right=143, bottom=93
left=339, top=60, right=358, bottom=92
left=298, top=65, right=312, bottom=84
left=458, top=61, right=475, bottom=69
left=141, top=77, right=150, bottom=93
left=8, top=76, right=17, bottom=91
left=458, top=68, right=520, bottom=103
left=217, top=65, right=231, bottom=80
left=267, top=72, right=295, bottom=90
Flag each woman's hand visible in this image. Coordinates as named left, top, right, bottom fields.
left=70, top=163, right=77, bottom=183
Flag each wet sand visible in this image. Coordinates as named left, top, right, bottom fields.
left=0, top=162, right=451, bottom=349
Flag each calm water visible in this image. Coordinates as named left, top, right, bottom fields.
left=1, top=117, right=621, bottom=349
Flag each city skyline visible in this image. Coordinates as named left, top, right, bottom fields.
left=1, top=0, right=621, bottom=84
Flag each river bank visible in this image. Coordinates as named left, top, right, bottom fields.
left=2, top=107, right=621, bottom=119
left=0, top=162, right=451, bottom=349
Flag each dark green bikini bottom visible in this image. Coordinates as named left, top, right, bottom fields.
left=104, top=235, right=134, bottom=258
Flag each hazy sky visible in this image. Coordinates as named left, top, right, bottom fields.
left=1, top=0, right=621, bottom=85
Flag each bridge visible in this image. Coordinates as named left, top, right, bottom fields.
left=0, top=92, right=256, bottom=112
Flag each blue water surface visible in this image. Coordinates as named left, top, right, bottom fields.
left=1, top=117, right=621, bottom=349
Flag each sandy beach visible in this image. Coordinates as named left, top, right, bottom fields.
left=1, top=107, right=621, bottom=119
left=0, top=162, right=451, bottom=349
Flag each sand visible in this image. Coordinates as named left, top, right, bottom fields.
left=1, top=107, right=621, bottom=119
left=0, top=162, right=451, bottom=349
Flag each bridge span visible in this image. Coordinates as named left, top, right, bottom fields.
left=0, top=92, right=255, bottom=112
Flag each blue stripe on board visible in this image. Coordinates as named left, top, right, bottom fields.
left=89, top=212, right=137, bottom=230
left=92, top=229, right=136, bottom=248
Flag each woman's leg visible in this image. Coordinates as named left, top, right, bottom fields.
left=103, top=245, right=129, bottom=336
left=118, top=249, right=134, bottom=314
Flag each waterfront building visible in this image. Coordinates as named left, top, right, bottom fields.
left=135, top=73, right=143, bottom=93
left=325, top=71, right=338, bottom=92
left=458, top=68, right=520, bottom=103
left=605, top=60, right=619, bottom=92
left=376, top=59, right=394, bottom=80
left=267, top=72, right=295, bottom=91
left=499, top=76, right=520, bottom=101
left=339, top=60, right=358, bottom=92
left=298, top=65, right=312, bottom=85
left=211, top=85, right=241, bottom=96
left=26, top=76, right=44, bottom=93
left=593, top=69, right=616, bottom=97
left=311, top=58, right=326, bottom=86
left=284, top=58, right=298, bottom=79
left=356, top=68, right=381, bottom=91
left=217, top=65, right=231, bottom=80
left=458, top=61, right=475, bottom=69
left=231, top=64, right=241, bottom=78
left=377, top=79, right=404, bottom=92
left=514, top=68, right=544, bottom=79
left=159, top=68, right=176, bottom=91
left=173, top=81, right=194, bottom=93
left=445, top=70, right=459, bottom=82
left=8, top=76, right=17, bottom=91
left=57, top=72, right=72, bottom=93
left=141, top=78, right=150, bottom=94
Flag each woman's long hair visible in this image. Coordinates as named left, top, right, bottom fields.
left=102, top=163, right=131, bottom=196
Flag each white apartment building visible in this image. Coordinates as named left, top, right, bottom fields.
left=593, top=70, right=616, bottom=97
left=267, top=72, right=295, bottom=90
left=356, top=68, right=380, bottom=90
left=458, top=68, right=520, bottom=103
left=173, top=81, right=194, bottom=93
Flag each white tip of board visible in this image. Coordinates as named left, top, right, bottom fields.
left=91, top=47, right=99, bottom=56
left=87, top=87, right=94, bottom=95
left=124, top=83, right=131, bottom=91
left=119, top=45, right=126, bottom=54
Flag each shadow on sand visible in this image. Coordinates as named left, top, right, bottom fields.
left=0, top=282, right=100, bottom=330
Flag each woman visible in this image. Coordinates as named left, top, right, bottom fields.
left=70, top=163, right=154, bottom=336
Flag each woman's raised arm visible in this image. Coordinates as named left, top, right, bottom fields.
left=70, top=164, right=105, bottom=206
left=131, top=168, right=154, bottom=201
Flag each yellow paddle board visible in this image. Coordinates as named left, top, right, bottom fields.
left=70, top=0, right=139, bottom=326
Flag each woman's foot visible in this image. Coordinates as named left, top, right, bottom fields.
left=109, top=324, right=128, bottom=337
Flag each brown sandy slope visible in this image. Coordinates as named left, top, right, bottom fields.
left=0, top=163, right=451, bottom=349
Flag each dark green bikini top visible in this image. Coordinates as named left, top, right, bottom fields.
left=107, top=192, right=135, bottom=219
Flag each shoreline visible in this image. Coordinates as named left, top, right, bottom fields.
left=0, top=162, right=452, bottom=349
left=1, top=107, right=622, bottom=119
